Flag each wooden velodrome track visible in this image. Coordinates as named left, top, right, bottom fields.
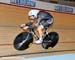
left=0, top=3, right=75, bottom=60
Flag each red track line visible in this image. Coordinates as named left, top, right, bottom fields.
left=59, top=42, right=75, bottom=43
left=0, top=44, right=12, bottom=46
left=0, top=41, right=75, bottom=46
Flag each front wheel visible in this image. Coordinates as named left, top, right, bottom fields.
left=42, top=32, right=59, bottom=49
left=13, top=32, right=33, bottom=51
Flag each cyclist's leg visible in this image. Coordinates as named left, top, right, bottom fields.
left=43, top=18, right=54, bottom=33
left=34, top=24, right=44, bottom=44
left=35, top=18, right=54, bottom=44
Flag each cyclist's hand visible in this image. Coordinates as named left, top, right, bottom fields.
left=23, top=26, right=29, bottom=30
left=20, top=24, right=26, bottom=28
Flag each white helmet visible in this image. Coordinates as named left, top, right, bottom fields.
left=28, top=9, right=40, bottom=18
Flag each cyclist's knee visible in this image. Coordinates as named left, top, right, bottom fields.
left=37, top=25, right=44, bottom=31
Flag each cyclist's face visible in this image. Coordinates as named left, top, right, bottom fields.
left=29, top=15, right=37, bottom=23
left=29, top=15, right=35, bottom=20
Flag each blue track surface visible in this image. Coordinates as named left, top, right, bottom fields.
left=21, top=54, right=75, bottom=60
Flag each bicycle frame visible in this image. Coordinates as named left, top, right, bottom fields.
left=28, top=27, right=49, bottom=41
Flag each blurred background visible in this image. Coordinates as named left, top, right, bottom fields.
left=37, top=0, right=75, bottom=7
